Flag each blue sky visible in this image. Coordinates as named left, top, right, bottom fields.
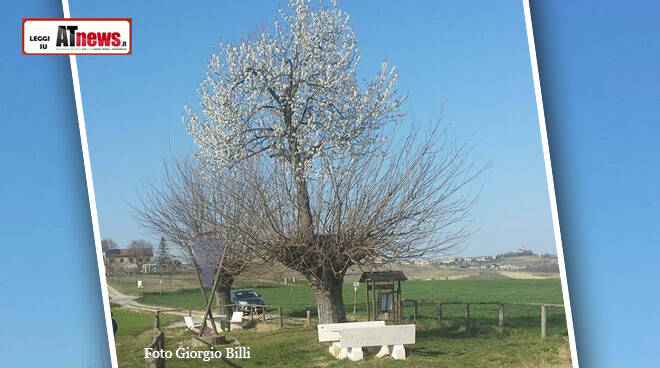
left=71, top=0, right=556, bottom=257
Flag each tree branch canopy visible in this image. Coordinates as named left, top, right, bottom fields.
left=219, top=127, right=481, bottom=274
left=183, top=0, right=404, bottom=177
left=132, top=158, right=255, bottom=279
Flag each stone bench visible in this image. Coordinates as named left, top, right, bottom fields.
left=338, top=324, right=416, bottom=361
left=230, top=311, right=244, bottom=331
left=184, top=316, right=225, bottom=333
left=317, top=321, right=385, bottom=357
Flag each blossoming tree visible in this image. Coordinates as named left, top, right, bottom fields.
left=184, top=0, right=478, bottom=323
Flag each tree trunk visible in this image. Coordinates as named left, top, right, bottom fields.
left=309, top=273, right=347, bottom=324
left=215, top=279, right=234, bottom=317
left=295, top=176, right=314, bottom=236
left=289, top=144, right=344, bottom=323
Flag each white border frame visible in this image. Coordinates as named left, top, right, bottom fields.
left=63, top=1, right=578, bottom=367
left=523, top=0, right=579, bottom=366
left=61, top=1, right=118, bottom=367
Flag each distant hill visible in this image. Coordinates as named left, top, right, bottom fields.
left=495, top=255, right=559, bottom=273
left=228, top=251, right=560, bottom=285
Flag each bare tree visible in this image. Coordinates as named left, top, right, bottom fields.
left=101, top=238, right=117, bottom=252
left=128, top=240, right=153, bottom=275
left=216, top=127, right=480, bottom=323
left=101, top=238, right=118, bottom=269
left=132, top=158, right=255, bottom=315
left=184, top=0, right=480, bottom=323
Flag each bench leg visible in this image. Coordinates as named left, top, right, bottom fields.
left=391, top=344, right=406, bottom=360
left=348, top=347, right=364, bottom=361
left=336, top=347, right=349, bottom=360
left=375, top=345, right=390, bottom=358
left=328, top=342, right=341, bottom=358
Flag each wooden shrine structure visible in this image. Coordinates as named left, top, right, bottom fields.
left=360, top=271, right=407, bottom=323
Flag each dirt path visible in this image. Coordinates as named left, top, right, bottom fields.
left=107, top=284, right=297, bottom=328
left=499, top=271, right=560, bottom=280
left=439, top=273, right=479, bottom=280
left=107, top=284, right=206, bottom=318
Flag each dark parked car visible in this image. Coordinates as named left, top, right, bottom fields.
left=230, top=289, right=265, bottom=314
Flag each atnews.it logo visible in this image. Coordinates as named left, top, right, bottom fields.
left=23, top=18, right=132, bottom=55
left=55, top=25, right=125, bottom=48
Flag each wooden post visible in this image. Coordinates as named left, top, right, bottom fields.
left=306, top=310, right=311, bottom=327
left=189, top=252, right=218, bottom=334
left=392, top=281, right=396, bottom=322
left=498, top=304, right=505, bottom=331
left=157, top=331, right=163, bottom=368
left=198, top=243, right=230, bottom=336
left=365, top=281, right=370, bottom=321
left=541, top=305, right=547, bottom=339
left=154, top=312, right=160, bottom=330
left=397, top=280, right=402, bottom=323
left=413, top=300, right=418, bottom=321
left=437, top=303, right=443, bottom=324
left=372, top=280, right=377, bottom=321
left=465, top=303, right=470, bottom=327
left=279, top=306, right=284, bottom=329
left=156, top=331, right=165, bottom=368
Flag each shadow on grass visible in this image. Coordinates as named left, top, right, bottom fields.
left=235, top=284, right=285, bottom=290
left=220, top=357, right=243, bottom=368
left=408, top=345, right=447, bottom=357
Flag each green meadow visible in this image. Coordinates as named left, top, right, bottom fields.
left=111, top=277, right=571, bottom=367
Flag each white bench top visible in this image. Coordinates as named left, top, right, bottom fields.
left=230, top=311, right=244, bottom=323
left=184, top=316, right=199, bottom=330
left=339, top=324, right=415, bottom=348
left=317, top=321, right=385, bottom=342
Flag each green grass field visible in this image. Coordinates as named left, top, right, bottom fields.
left=111, top=277, right=571, bottom=367
left=138, top=278, right=565, bottom=321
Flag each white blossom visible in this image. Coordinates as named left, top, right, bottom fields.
left=184, top=0, right=403, bottom=177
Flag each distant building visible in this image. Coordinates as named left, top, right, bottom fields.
left=142, top=259, right=183, bottom=274
left=104, top=248, right=153, bottom=272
